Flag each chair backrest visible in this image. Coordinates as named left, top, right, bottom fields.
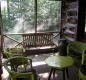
left=5, top=48, right=23, bottom=58
left=67, top=41, right=86, bottom=63
left=78, top=43, right=86, bottom=80
left=6, top=48, right=23, bottom=54
left=3, top=56, right=36, bottom=80
left=67, top=41, right=86, bottom=53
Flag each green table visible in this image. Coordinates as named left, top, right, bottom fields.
left=45, top=56, right=74, bottom=80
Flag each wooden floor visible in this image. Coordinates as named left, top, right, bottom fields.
left=2, top=53, right=79, bottom=80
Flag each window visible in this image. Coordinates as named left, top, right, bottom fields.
left=1, top=0, right=61, bottom=34
left=1, top=0, right=61, bottom=48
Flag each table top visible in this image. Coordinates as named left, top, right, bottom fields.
left=45, top=56, right=74, bottom=69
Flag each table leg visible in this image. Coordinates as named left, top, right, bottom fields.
left=63, top=69, right=65, bottom=80
left=48, top=68, right=54, bottom=80
left=53, top=68, right=56, bottom=79
left=66, top=68, right=69, bottom=78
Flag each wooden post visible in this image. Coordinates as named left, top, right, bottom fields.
left=0, top=2, right=3, bottom=80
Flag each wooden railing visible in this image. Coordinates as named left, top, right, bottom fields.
left=3, top=32, right=60, bottom=55
left=22, top=33, right=55, bottom=47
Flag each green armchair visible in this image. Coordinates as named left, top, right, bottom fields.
left=4, top=48, right=23, bottom=58
left=3, top=56, right=38, bottom=80
left=79, top=49, right=86, bottom=80
left=67, top=41, right=86, bottom=67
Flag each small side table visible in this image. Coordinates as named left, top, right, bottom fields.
left=45, top=56, right=74, bottom=80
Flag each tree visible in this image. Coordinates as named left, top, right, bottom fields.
left=1, top=0, right=61, bottom=33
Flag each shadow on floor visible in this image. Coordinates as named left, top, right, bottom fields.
left=31, top=54, right=79, bottom=80
left=2, top=54, right=79, bottom=80
left=33, top=63, right=79, bottom=80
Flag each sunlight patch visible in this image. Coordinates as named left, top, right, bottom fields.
left=32, top=61, right=46, bottom=67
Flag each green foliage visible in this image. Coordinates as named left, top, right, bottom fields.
left=1, top=0, right=61, bottom=33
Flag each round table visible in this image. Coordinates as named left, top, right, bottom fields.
left=45, top=56, right=74, bottom=80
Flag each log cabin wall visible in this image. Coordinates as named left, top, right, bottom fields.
left=61, top=0, right=79, bottom=41
left=61, top=0, right=86, bottom=42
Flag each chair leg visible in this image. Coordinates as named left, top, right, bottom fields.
left=48, top=68, right=54, bottom=80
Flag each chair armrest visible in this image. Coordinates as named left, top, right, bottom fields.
left=3, top=59, right=11, bottom=72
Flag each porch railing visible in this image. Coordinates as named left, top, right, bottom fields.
left=3, top=32, right=60, bottom=55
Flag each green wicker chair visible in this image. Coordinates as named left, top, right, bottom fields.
left=67, top=41, right=86, bottom=80
left=67, top=41, right=86, bottom=67
left=4, top=48, right=23, bottom=58
left=3, top=56, right=38, bottom=80
left=79, top=49, right=86, bottom=80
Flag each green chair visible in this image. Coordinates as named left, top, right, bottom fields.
left=3, top=56, right=38, bottom=80
left=67, top=41, right=86, bottom=67
left=4, top=48, right=23, bottom=58
left=79, top=50, right=86, bottom=80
